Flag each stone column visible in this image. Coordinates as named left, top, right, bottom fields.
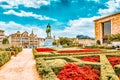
left=100, top=23, right=103, bottom=44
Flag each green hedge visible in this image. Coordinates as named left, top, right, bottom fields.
left=114, top=65, right=120, bottom=76
left=85, top=45, right=113, bottom=49
left=32, top=48, right=38, bottom=55
left=36, top=58, right=59, bottom=80
left=13, top=47, right=22, bottom=55
left=5, top=47, right=22, bottom=54
left=0, top=51, right=11, bottom=66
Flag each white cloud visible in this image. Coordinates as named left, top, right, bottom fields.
left=98, top=0, right=120, bottom=16
left=52, top=16, right=100, bottom=38
left=0, top=21, right=46, bottom=38
left=0, top=0, right=50, bottom=9
left=3, top=10, right=57, bottom=21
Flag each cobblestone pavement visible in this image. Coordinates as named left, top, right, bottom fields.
left=0, top=49, right=41, bottom=80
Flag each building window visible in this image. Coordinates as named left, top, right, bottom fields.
left=102, top=21, right=111, bottom=37
left=102, top=21, right=111, bottom=43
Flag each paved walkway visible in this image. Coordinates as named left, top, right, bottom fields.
left=0, top=49, right=41, bottom=80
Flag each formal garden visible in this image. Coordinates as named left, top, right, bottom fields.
left=33, top=47, right=120, bottom=80
left=32, top=32, right=120, bottom=80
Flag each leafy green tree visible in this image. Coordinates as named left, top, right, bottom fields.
left=2, top=38, right=9, bottom=44
left=58, top=37, right=73, bottom=47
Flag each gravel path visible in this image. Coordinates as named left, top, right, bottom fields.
left=0, top=49, right=41, bottom=80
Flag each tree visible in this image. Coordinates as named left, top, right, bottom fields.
left=2, top=38, right=9, bottom=44
left=96, top=40, right=100, bottom=45
left=52, top=41, right=57, bottom=45
left=58, top=37, right=73, bottom=47
left=108, top=34, right=120, bottom=41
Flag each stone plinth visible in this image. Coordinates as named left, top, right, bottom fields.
left=44, top=38, right=53, bottom=46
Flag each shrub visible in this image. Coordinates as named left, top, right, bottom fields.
left=13, top=47, right=19, bottom=54
left=0, top=48, right=4, bottom=51
left=11, top=47, right=22, bottom=56
left=32, top=48, right=37, bottom=52
left=52, top=42, right=57, bottom=45
left=104, top=46, right=113, bottom=49
left=2, top=38, right=9, bottom=44
left=85, top=45, right=98, bottom=48
left=0, top=51, right=11, bottom=66
left=58, top=37, right=73, bottom=47
left=18, top=47, right=22, bottom=52
left=98, top=46, right=104, bottom=49
left=108, top=34, right=120, bottom=41
left=36, top=58, right=59, bottom=80
left=96, top=40, right=101, bottom=45
left=5, top=48, right=10, bottom=51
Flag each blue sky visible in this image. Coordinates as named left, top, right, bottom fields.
left=0, top=0, right=120, bottom=38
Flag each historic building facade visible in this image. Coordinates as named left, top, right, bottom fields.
left=8, top=30, right=43, bottom=48
left=94, top=12, right=120, bottom=44
left=0, top=30, right=5, bottom=44
left=73, top=38, right=95, bottom=46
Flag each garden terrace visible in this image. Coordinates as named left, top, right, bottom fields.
left=33, top=48, right=120, bottom=80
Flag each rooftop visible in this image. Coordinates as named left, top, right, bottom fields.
left=94, top=12, right=120, bottom=22
left=0, top=30, right=4, bottom=32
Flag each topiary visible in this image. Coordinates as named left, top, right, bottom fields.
left=96, top=40, right=101, bottom=45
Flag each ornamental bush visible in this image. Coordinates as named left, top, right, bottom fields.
left=13, top=47, right=22, bottom=55
left=96, top=40, right=101, bottom=45
left=0, top=51, right=11, bottom=66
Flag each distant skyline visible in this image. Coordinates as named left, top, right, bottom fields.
left=0, top=0, right=120, bottom=38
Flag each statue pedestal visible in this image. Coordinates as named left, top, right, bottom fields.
left=40, top=38, right=55, bottom=48
left=44, top=38, right=53, bottom=46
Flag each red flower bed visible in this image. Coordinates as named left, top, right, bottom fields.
left=79, top=56, right=100, bottom=62
left=57, top=63, right=100, bottom=80
left=36, top=48, right=54, bottom=52
left=59, top=49, right=101, bottom=54
left=108, top=56, right=120, bottom=67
